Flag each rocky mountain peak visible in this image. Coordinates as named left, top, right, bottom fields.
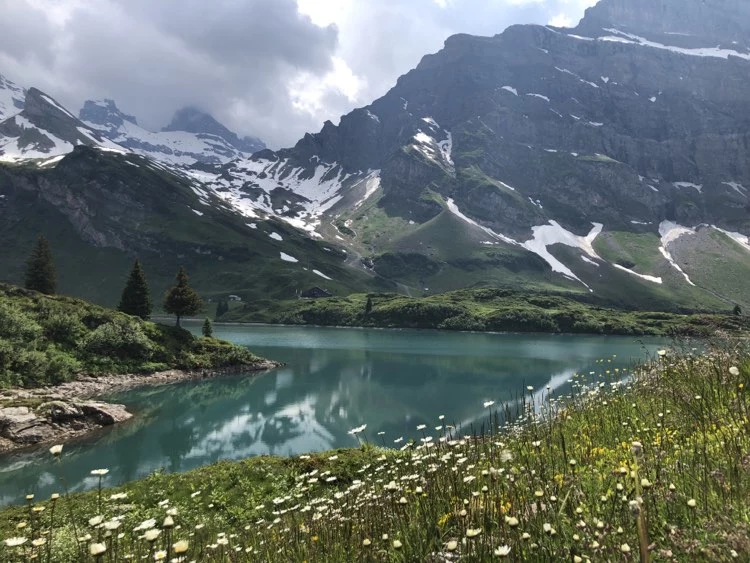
left=23, top=88, right=77, bottom=122
left=79, top=99, right=138, bottom=132
left=163, top=107, right=265, bottom=154
left=0, top=73, right=25, bottom=120
left=576, top=0, right=750, bottom=46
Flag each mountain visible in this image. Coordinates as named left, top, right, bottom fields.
left=193, top=0, right=750, bottom=311
left=80, top=100, right=265, bottom=166
left=0, top=88, right=125, bottom=163
left=164, top=107, right=265, bottom=154
left=0, top=74, right=25, bottom=121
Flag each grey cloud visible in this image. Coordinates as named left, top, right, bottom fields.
left=0, top=0, right=595, bottom=148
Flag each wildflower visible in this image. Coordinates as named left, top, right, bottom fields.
left=25, top=495, right=33, bottom=501
left=89, top=515, right=104, bottom=527
left=89, top=543, right=107, bottom=556
left=348, top=424, right=367, bottom=435
left=328, top=455, right=338, bottom=461
left=50, top=493, right=60, bottom=500
left=631, top=441, right=643, bottom=455
left=109, top=493, right=128, bottom=501
left=628, top=500, right=641, bottom=515
left=483, top=401, right=495, bottom=408
left=621, top=544, right=631, bottom=554
left=417, top=424, right=427, bottom=431
left=4, top=537, right=27, bottom=547
left=569, top=459, right=577, bottom=466
left=163, top=516, right=175, bottom=528
left=362, top=539, right=371, bottom=547
left=154, top=550, right=167, bottom=561
left=393, top=540, right=403, bottom=549
left=144, top=529, right=161, bottom=542
left=640, top=478, right=652, bottom=489
left=415, top=486, right=423, bottom=494
left=574, top=557, right=583, bottom=563
left=687, top=498, right=696, bottom=508
left=32, top=538, right=46, bottom=547
left=543, top=523, right=555, bottom=535
left=494, top=545, right=511, bottom=557
left=446, top=540, right=458, bottom=551
left=90, top=469, right=109, bottom=476
left=729, top=366, right=740, bottom=376
left=531, top=441, right=541, bottom=448
left=104, top=521, right=122, bottom=531
left=382, top=534, right=389, bottom=541
left=522, top=533, right=531, bottom=540
left=398, top=496, right=407, bottom=505
left=657, top=350, right=667, bottom=357
left=49, top=444, right=63, bottom=456
left=466, top=528, right=482, bottom=538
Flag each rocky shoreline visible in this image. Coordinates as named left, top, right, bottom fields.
left=0, top=360, right=280, bottom=454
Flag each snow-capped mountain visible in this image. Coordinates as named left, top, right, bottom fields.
left=80, top=100, right=265, bottom=166
left=0, top=88, right=125, bottom=164
left=0, top=74, right=25, bottom=121
left=1, top=0, right=749, bottom=311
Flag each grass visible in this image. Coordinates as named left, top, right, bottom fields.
left=224, top=288, right=750, bottom=337
left=0, top=283, right=262, bottom=388
left=1, top=342, right=749, bottom=561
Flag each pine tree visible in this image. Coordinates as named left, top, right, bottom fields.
left=24, top=235, right=57, bottom=295
left=118, top=259, right=152, bottom=319
left=733, top=304, right=742, bottom=316
left=163, top=267, right=202, bottom=327
left=365, top=296, right=373, bottom=315
left=202, top=318, right=214, bottom=338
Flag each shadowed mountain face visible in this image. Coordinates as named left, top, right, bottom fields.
left=1, top=0, right=749, bottom=310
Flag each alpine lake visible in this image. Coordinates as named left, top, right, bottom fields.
left=0, top=323, right=669, bottom=506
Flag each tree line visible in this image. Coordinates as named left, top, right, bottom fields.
left=22, top=235, right=217, bottom=334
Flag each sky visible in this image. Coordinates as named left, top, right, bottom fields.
left=0, top=0, right=598, bottom=148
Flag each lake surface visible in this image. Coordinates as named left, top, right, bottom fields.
left=0, top=324, right=667, bottom=506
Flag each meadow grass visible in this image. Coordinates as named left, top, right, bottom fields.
left=1, top=341, right=749, bottom=561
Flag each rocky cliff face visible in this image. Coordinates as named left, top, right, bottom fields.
left=164, top=107, right=266, bottom=154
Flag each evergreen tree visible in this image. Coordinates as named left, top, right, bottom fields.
left=118, top=259, right=152, bottom=320
left=733, top=304, right=742, bottom=316
left=24, top=235, right=57, bottom=295
left=365, top=296, right=373, bottom=315
left=163, top=267, right=202, bottom=327
left=202, top=318, right=214, bottom=338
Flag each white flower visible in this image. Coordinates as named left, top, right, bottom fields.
left=483, top=400, right=495, bottom=408
left=49, top=444, right=63, bottom=456
left=620, top=544, right=631, bottom=554
left=144, top=529, right=161, bottom=542
left=393, top=540, right=403, bottom=549
left=348, top=424, right=367, bottom=435
left=465, top=528, right=482, bottom=538
left=88, top=515, right=104, bottom=527
left=89, top=543, right=107, bottom=556
left=687, top=498, right=696, bottom=508
left=729, top=366, right=740, bottom=376
left=362, top=539, right=371, bottom=547
left=417, top=424, right=427, bottom=431
left=4, top=537, right=27, bottom=547
left=446, top=540, right=458, bottom=551
left=90, top=469, right=109, bottom=476
left=494, top=545, right=511, bottom=557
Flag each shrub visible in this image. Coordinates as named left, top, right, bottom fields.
left=82, top=319, right=154, bottom=361
left=40, top=312, right=88, bottom=348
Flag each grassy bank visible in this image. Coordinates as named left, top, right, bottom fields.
left=2, top=342, right=748, bottom=561
left=223, top=288, right=749, bottom=337
left=0, top=283, right=262, bottom=389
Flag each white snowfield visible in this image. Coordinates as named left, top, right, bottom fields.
left=0, top=115, right=73, bottom=162
left=280, top=252, right=299, bottom=263
left=312, top=269, right=333, bottom=281
left=567, top=28, right=750, bottom=62
left=501, top=86, right=518, bottom=96
left=0, top=75, right=25, bottom=121
left=613, top=264, right=663, bottom=284
left=658, top=221, right=696, bottom=286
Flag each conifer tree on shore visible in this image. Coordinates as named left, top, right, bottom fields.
left=118, top=259, right=152, bottom=320
left=163, top=267, right=202, bottom=327
left=24, top=235, right=57, bottom=295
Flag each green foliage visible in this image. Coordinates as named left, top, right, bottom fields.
left=734, top=304, right=742, bottom=316
left=2, top=346, right=749, bottom=561
left=215, top=300, right=229, bottom=320
left=163, top=267, right=202, bottom=326
left=0, top=283, right=262, bottom=388
left=118, top=259, right=152, bottom=320
left=365, top=296, right=373, bottom=315
left=228, top=289, right=750, bottom=337
left=23, top=235, right=57, bottom=295
left=202, top=318, right=213, bottom=338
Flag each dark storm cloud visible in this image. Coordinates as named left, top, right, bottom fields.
left=0, top=0, right=596, bottom=148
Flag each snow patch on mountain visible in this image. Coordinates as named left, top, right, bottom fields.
left=312, top=269, right=333, bottom=281
left=712, top=227, right=750, bottom=252
left=0, top=74, right=25, bottom=121
left=280, top=252, right=299, bottom=263
left=658, top=221, right=696, bottom=285
left=354, top=171, right=381, bottom=209
left=522, top=222, right=603, bottom=286
left=613, top=264, right=663, bottom=284
left=597, top=29, right=750, bottom=62
left=501, top=86, right=518, bottom=96
left=673, top=181, right=703, bottom=193
left=445, top=199, right=518, bottom=246
left=722, top=181, right=746, bottom=195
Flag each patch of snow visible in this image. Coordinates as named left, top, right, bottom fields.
left=711, top=227, right=750, bottom=253
left=722, top=181, right=746, bottom=195
left=191, top=208, right=204, bottom=217
left=613, top=264, right=663, bottom=284
left=365, top=110, right=380, bottom=123
left=40, top=94, right=76, bottom=119
left=528, top=197, right=543, bottom=209
left=588, top=121, right=603, bottom=127
left=550, top=109, right=563, bottom=118
left=630, top=220, right=651, bottom=225
left=648, top=185, right=659, bottom=193
left=501, top=86, right=518, bottom=96
left=269, top=232, right=283, bottom=241
left=581, top=255, right=599, bottom=267
left=354, top=171, right=381, bottom=209
left=280, top=252, right=299, bottom=263
left=673, top=181, right=703, bottom=193
left=599, top=28, right=750, bottom=61
left=649, top=96, right=657, bottom=103
left=526, top=93, right=550, bottom=102
left=246, top=223, right=257, bottom=229
left=658, top=221, right=696, bottom=285
left=421, top=117, right=439, bottom=128
left=544, top=149, right=558, bottom=153
left=312, top=269, right=333, bottom=281
left=438, top=132, right=453, bottom=166
left=445, top=198, right=519, bottom=246
left=554, top=67, right=599, bottom=88
left=601, top=76, right=610, bottom=84
left=37, top=155, right=65, bottom=168
left=522, top=221, right=603, bottom=287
